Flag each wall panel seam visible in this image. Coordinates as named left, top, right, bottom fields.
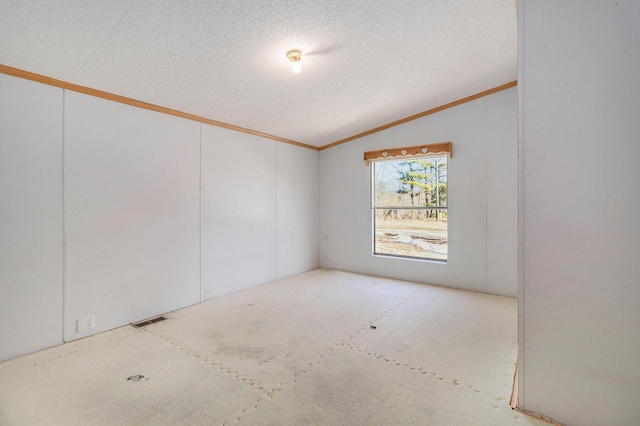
left=62, top=89, right=68, bottom=342
left=199, top=123, right=203, bottom=303
left=484, top=97, right=488, bottom=294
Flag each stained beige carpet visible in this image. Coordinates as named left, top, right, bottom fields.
left=0, top=269, right=545, bottom=425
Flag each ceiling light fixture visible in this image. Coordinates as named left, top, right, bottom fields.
left=287, top=49, right=302, bottom=74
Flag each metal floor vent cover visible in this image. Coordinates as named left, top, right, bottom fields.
left=131, top=316, right=167, bottom=328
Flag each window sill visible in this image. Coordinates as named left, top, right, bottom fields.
left=372, top=253, right=448, bottom=265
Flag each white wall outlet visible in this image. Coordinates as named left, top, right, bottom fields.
left=456, top=271, right=463, bottom=280
left=77, top=315, right=95, bottom=332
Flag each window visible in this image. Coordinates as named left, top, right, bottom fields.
left=371, top=155, right=448, bottom=262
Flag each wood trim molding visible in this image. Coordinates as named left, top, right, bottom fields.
left=364, top=142, right=452, bottom=165
left=510, top=363, right=561, bottom=425
left=320, top=81, right=517, bottom=151
left=0, top=64, right=320, bottom=151
left=1, top=63, right=516, bottom=153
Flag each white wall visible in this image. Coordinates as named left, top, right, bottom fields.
left=201, top=126, right=277, bottom=299
left=0, top=74, right=64, bottom=361
left=64, top=92, right=201, bottom=341
left=486, top=89, right=519, bottom=297
left=0, top=74, right=319, bottom=361
left=276, top=142, right=320, bottom=279
left=320, top=87, right=518, bottom=297
left=519, top=1, right=640, bottom=425
left=201, top=128, right=319, bottom=300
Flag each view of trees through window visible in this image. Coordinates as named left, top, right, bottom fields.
left=372, top=156, right=447, bottom=262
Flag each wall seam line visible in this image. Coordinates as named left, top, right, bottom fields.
left=484, top=97, right=488, bottom=294
left=199, top=123, right=203, bottom=303
left=517, top=0, right=525, bottom=410
left=62, top=89, right=68, bottom=342
left=275, top=143, right=279, bottom=280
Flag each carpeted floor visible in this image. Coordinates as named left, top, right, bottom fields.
left=0, top=269, right=545, bottom=425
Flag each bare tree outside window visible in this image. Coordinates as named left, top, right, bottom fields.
left=372, top=156, right=447, bottom=262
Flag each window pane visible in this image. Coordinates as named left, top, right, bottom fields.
left=374, top=158, right=447, bottom=208
left=374, top=208, right=447, bottom=261
left=372, top=155, right=448, bottom=262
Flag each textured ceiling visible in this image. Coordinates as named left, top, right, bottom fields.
left=0, top=0, right=517, bottom=147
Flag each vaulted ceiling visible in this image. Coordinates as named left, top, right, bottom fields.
left=0, top=0, right=517, bottom=148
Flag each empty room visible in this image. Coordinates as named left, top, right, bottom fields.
left=1, top=1, right=638, bottom=425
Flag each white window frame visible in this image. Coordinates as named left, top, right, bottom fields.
left=370, top=155, right=448, bottom=263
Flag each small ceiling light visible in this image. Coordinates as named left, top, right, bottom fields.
left=287, top=49, right=302, bottom=74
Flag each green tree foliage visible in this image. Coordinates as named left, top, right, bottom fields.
left=373, top=156, right=448, bottom=221
left=395, top=158, right=447, bottom=220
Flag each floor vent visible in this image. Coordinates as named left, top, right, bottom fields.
left=131, top=316, right=167, bottom=328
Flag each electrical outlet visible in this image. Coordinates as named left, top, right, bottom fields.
left=77, top=315, right=95, bottom=332
left=456, top=271, right=463, bottom=280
